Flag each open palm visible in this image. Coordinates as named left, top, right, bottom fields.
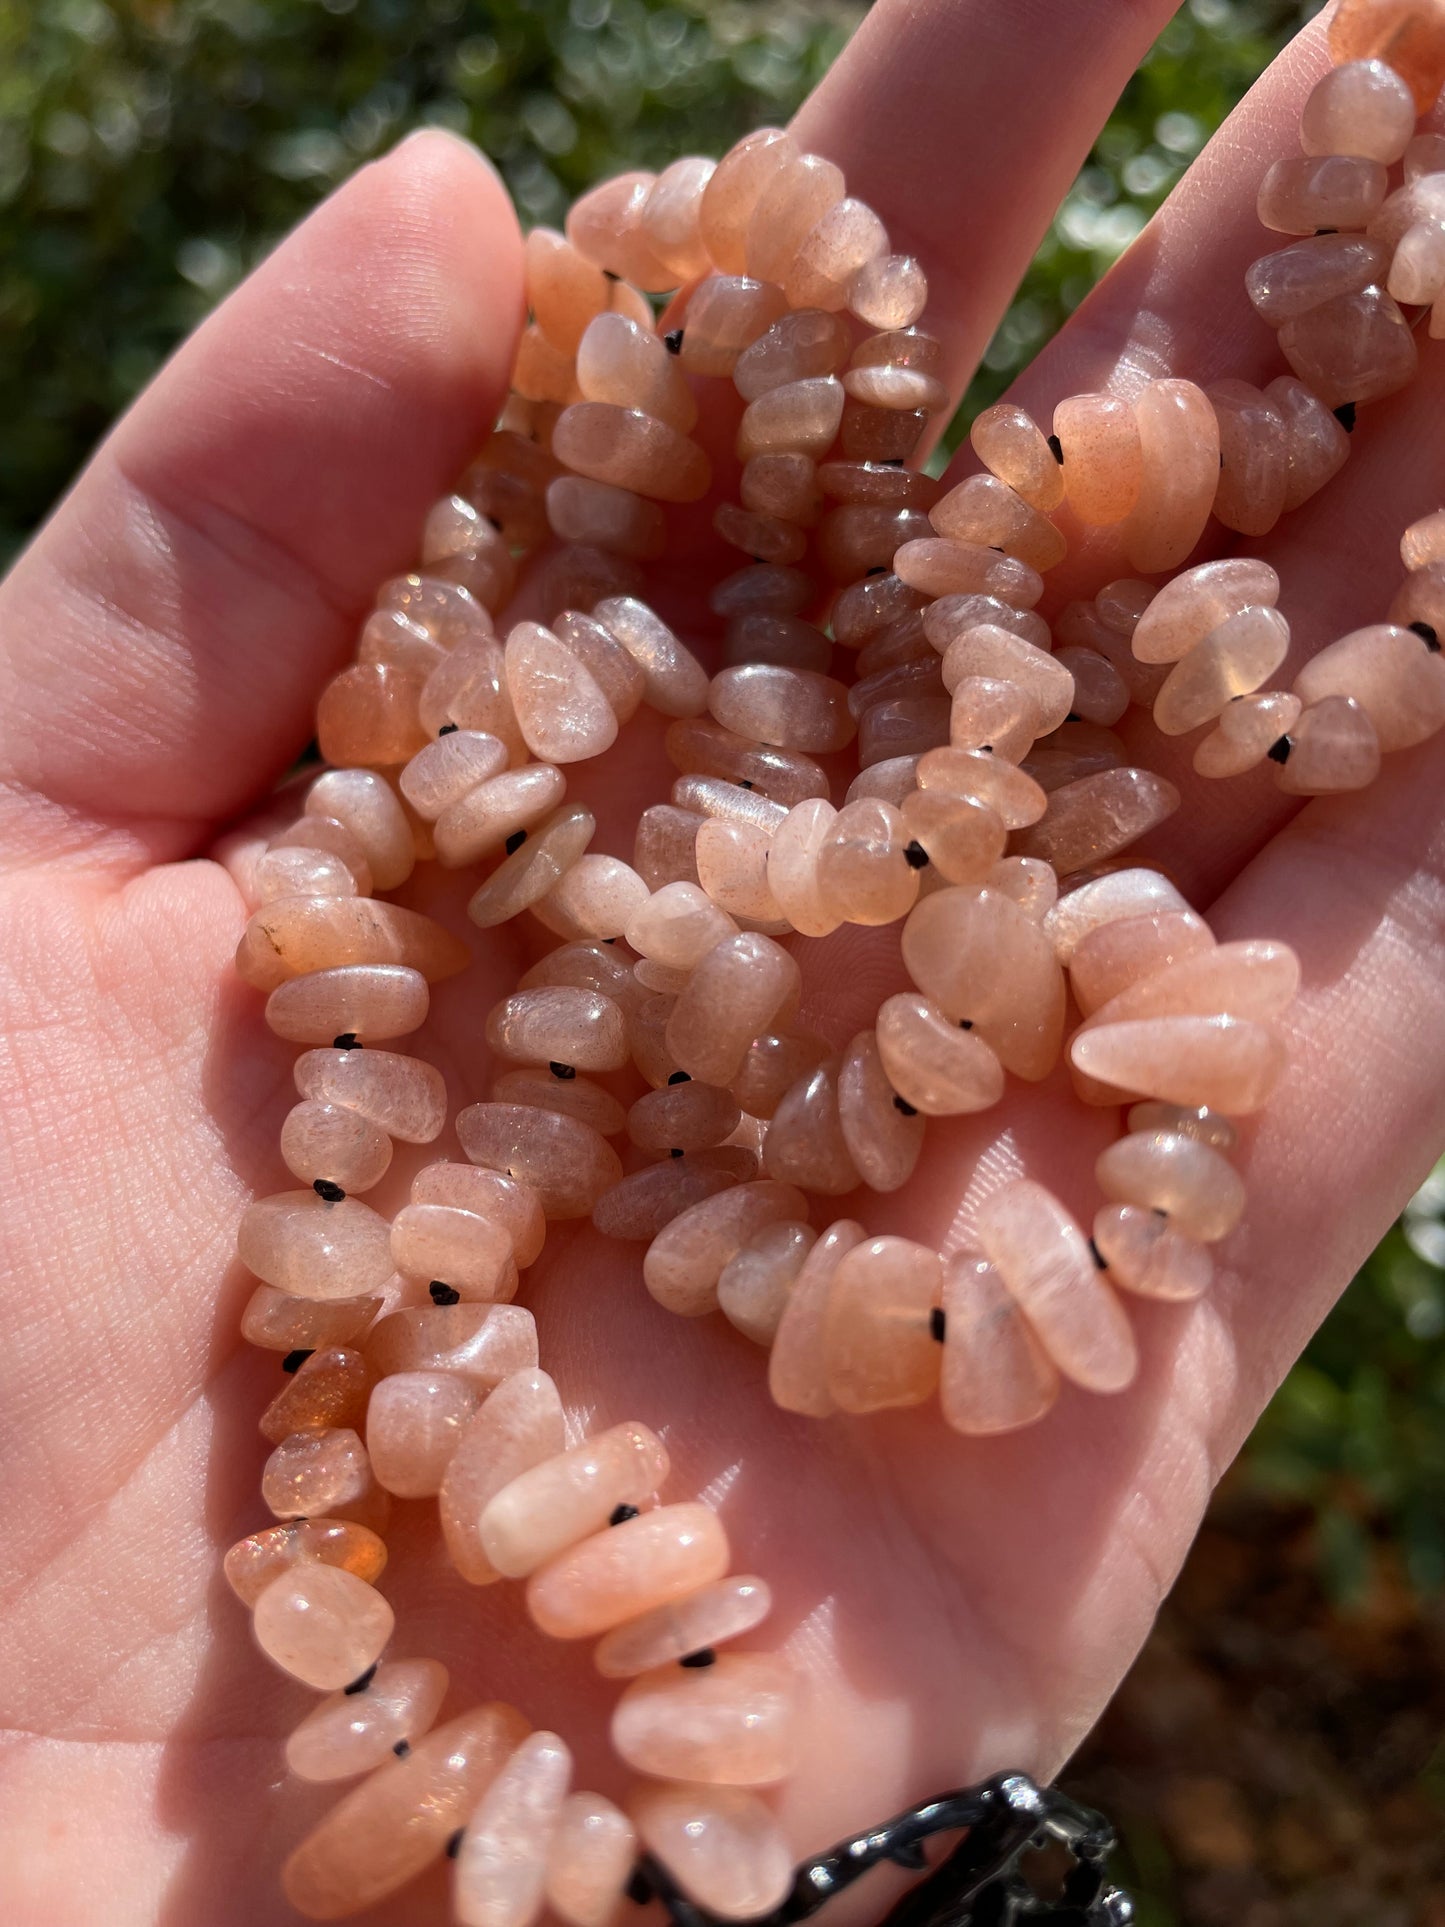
left=4, top=3, right=1445, bottom=1922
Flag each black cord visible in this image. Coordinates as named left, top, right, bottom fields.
left=625, top=1774, right=1132, bottom=1927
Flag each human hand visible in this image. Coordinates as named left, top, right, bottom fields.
left=3, top=4, right=1443, bottom=1922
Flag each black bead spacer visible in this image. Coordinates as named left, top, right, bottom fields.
left=893, top=1094, right=918, bottom=1117
left=903, top=839, right=930, bottom=870
left=610, top=1503, right=641, bottom=1526
left=1334, top=401, right=1357, bottom=432
left=430, top=1280, right=461, bottom=1306
left=1065, top=710, right=1081, bottom=723
left=312, top=1178, right=346, bottom=1203
left=663, top=328, right=684, bottom=354
left=866, top=564, right=888, bottom=576
left=625, top=1867, right=655, bottom=1907
left=670, top=1147, right=684, bottom=1158
left=739, top=778, right=755, bottom=789
left=392, top=1739, right=411, bottom=1759
left=958, top=1017, right=974, bottom=1031
left=1266, top=733, right=1294, bottom=765
left=344, top=1663, right=377, bottom=1696
left=446, top=1828, right=465, bottom=1860
left=929, top=1306, right=947, bottom=1343
left=1088, top=1237, right=1108, bottom=1271
left=680, top=1647, right=717, bottom=1668
left=603, top=268, right=620, bottom=281
left=882, top=456, right=905, bottom=466
left=438, top=721, right=460, bottom=735
left=333, top=1032, right=361, bottom=1051
left=1047, top=432, right=1064, bottom=464
left=505, top=829, right=527, bottom=855
left=282, top=1349, right=313, bottom=1374
left=1411, top=620, right=1441, bottom=652
left=550, top=1061, right=577, bottom=1080
left=668, top=1069, right=691, bottom=1085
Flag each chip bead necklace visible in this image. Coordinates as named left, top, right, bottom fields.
left=222, top=2, right=1445, bottom=1920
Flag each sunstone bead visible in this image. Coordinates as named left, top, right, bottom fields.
left=699, top=128, right=796, bottom=275
left=240, top=1284, right=382, bottom=1354
left=1274, top=693, right=1383, bottom=794
left=762, top=1058, right=860, bottom=1195
left=1119, top=379, right=1220, bottom=575
left=259, top=1346, right=374, bottom=1444
left=1328, top=0, right=1445, bottom=112
left=224, top=1517, right=388, bottom=1608
left=593, top=1154, right=750, bottom=1243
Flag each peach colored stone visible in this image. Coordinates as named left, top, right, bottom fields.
left=824, top=1235, right=942, bottom=1412
left=456, top=1103, right=622, bottom=1219
left=593, top=1154, right=749, bottom=1243
left=491, top=1067, right=626, bottom=1141
left=436, top=766, right=571, bottom=869
left=699, top=129, right=796, bottom=275
left=741, top=451, right=825, bottom=525
left=565, top=170, right=672, bottom=287
left=643, top=156, right=717, bottom=281
left=930, top=473, right=1066, bottom=571
left=1246, top=233, right=1387, bottom=324
left=944, top=677, right=1039, bottom=762
left=1153, top=606, right=1290, bottom=735
left=895, top=539, right=1044, bottom=606
left=768, top=1219, right=864, bottom=1417
left=236, top=896, right=468, bottom=993
left=439, top=1369, right=566, bottom=1585
left=874, top=992, right=1007, bottom=1117
left=577, top=312, right=697, bottom=433
left=253, top=1563, right=393, bottom=1691
left=970, top=402, right=1064, bottom=512
left=306, top=769, right=414, bottom=890
left=413, top=1164, right=546, bottom=1269
left=594, top=596, right=710, bottom=718
left=1193, top=691, right=1303, bottom=777
left=1127, top=1101, right=1237, bottom=1149
left=239, top=1190, right=393, bottom=1301
left=735, top=374, right=847, bottom=461
left=240, top=1285, right=381, bottom=1355
left=552, top=403, right=710, bottom=503
left=786, top=196, right=889, bottom=309
left=526, top=1503, right=730, bottom=1640
left=734, top=310, right=850, bottom=402
left=525, top=228, right=609, bottom=356
left=420, top=638, right=527, bottom=758
left=939, top=1254, right=1060, bottom=1435
left=643, top=1180, right=809, bottom=1317
left=939, top=624, right=1072, bottom=730
left=680, top=274, right=790, bottom=378
left=1131, top=559, right=1280, bottom=663
left=368, top=1303, right=539, bottom=1390
left=282, top=1705, right=532, bottom=1920
left=454, top=1731, right=573, bottom=1927
left=504, top=623, right=619, bottom=764
left=1402, top=508, right=1445, bottom=570
left=1053, top=392, right=1142, bottom=525
left=848, top=252, right=928, bottom=329
left=261, top=1426, right=390, bottom=1534
left=626, top=881, right=738, bottom=970
left=1014, top=768, right=1181, bottom=877
left=1071, top=1015, right=1287, bottom=1113
left=1278, top=286, right=1417, bottom=407
left=401, top=732, right=510, bottom=821
left=745, top=151, right=845, bottom=285
left=224, top=1517, right=388, bottom=1608
left=709, top=561, right=814, bottom=619
left=974, top=1181, right=1138, bottom=1394
left=836, top=1029, right=925, bottom=1194
left=713, top=502, right=808, bottom=568
left=695, top=817, right=785, bottom=924
left=252, top=844, right=362, bottom=906
left=762, top=1058, right=859, bottom=1196
left=717, top=1222, right=816, bottom=1345
left=1267, top=376, right=1352, bottom=510
left=316, top=663, right=429, bottom=770
left=666, top=934, right=800, bottom=1084
left=916, top=749, right=1048, bottom=829
left=1092, top=1203, right=1214, bottom=1302
left=259, top=1346, right=373, bottom=1445
left=815, top=797, right=920, bottom=925
left=1209, top=380, right=1288, bottom=539
left=1294, top=622, right=1445, bottom=750
left=629, top=1783, right=792, bottom=1922
left=1054, top=647, right=1128, bottom=726
left=1275, top=694, right=1383, bottom=793
left=366, top=1371, right=480, bottom=1498
left=295, top=1047, right=447, bottom=1144
left=987, top=855, right=1058, bottom=922
left=1042, top=868, right=1189, bottom=962
left=857, top=694, right=950, bottom=767
left=1083, top=938, right=1299, bottom=1032
left=1120, top=379, right=1221, bottom=575
left=1258, top=153, right=1387, bottom=233
left=535, top=855, right=649, bottom=944
left=479, top=1424, right=669, bottom=1579
left=486, top=987, right=628, bottom=1074
left=899, top=788, right=1007, bottom=884
left=547, top=476, right=667, bottom=562
left=1067, top=911, right=1215, bottom=1018
left=612, top=1654, right=796, bottom=1787
left=901, top=885, right=1065, bottom=1080
left=1303, top=56, right=1415, bottom=159
left=390, top=1203, right=516, bottom=1303
left=629, top=1081, right=741, bottom=1157
left=280, top=1100, right=392, bottom=1194
left=728, top=1028, right=830, bottom=1120
left=1095, top=1131, right=1245, bottom=1243
left=545, top=1794, right=636, bottom=1927
left=594, top=1577, right=773, bottom=1679
left=286, top=1658, right=449, bottom=1782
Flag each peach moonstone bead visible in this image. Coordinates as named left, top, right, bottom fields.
left=504, top=623, right=619, bottom=763
left=1275, top=693, right=1383, bottom=793
left=901, top=885, right=1065, bottom=1080
left=414, top=1164, right=546, bottom=1268
left=1294, top=623, right=1445, bottom=750
left=441, top=1368, right=567, bottom=1585
left=455, top=1730, right=573, bottom=1927
left=282, top=1704, right=532, bottom=1920
left=577, top=312, right=697, bottom=432
left=594, top=1576, right=774, bottom=1678
left=367, top=1303, right=540, bottom=1389
left=1013, top=767, right=1181, bottom=878
left=1120, top=379, right=1220, bottom=575
left=1070, top=1015, right=1288, bottom=1113
left=939, top=1254, right=1059, bottom=1436
left=262, top=1426, right=389, bottom=1532
left=1193, top=691, right=1303, bottom=777
left=679, top=274, right=790, bottom=379
left=644, top=1180, right=809, bottom=1317
left=526, top=1502, right=731, bottom=1640
left=224, top=1517, right=388, bottom=1608
left=391, top=1203, right=516, bottom=1301
left=612, top=1653, right=797, bottom=1786
left=629, top=1783, right=794, bottom=1921
left=486, top=987, right=628, bottom=1072
left=1081, top=938, right=1299, bottom=1030
left=259, top=1345, right=374, bottom=1444
left=252, top=1563, right=394, bottom=1690
left=875, top=992, right=1007, bottom=1116
left=595, top=596, right=710, bottom=718
left=1303, top=57, right=1415, bottom=160
left=1053, top=392, right=1142, bottom=525
left=824, top=1235, right=942, bottom=1412
left=763, top=1059, right=860, bottom=1196
left=552, top=402, right=710, bottom=503
left=970, top=402, right=1064, bottom=513
left=1067, top=910, right=1215, bottom=1018
left=479, top=1423, right=670, bottom=1578
left=238, top=1191, right=393, bottom=1300
left=700, top=128, right=795, bottom=273
left=240, top=1284, right=382, bottom=1353
left=1043, top=866, right=1190, bottom=962
left=1131, top=558, right=1280, bottom=663
left=1152, top=606, right=1290, bottom=735
left=838, top=1029, right=925, bottom=1193
left=746, top=150, right=845, bottom=284
left=1328, top=0, right=1445, bottom=112
left=666, top=934, right=801, bottom=1084
left=1095, top=1131, right=1245, bottom=1243
left=263, top=963, right=430, bottom=1055
left=1245, top=233, right=1387, bottom=325
left=457, top=1104, right=623, bottom=1219
left=236, top=896, right=469, bottom=992
left=768, top=1219, right=864, bottom=1418
left=545, top=1794, right=637, bottom=1927
left=295, top=1046, right=448, bottom=1143
left=974, top=1181, right=1138, bottom=1394
left=286, top=1658, right=450, bottom=1782
left=1092, top=1204, right=1213, bottom=1302
left=1278, top=286, right=1417, bottom=407
left=366, top=1372, right=481, bottom=1498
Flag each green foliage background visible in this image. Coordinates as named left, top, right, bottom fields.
left=5, top=0, right=1444, bottom=1913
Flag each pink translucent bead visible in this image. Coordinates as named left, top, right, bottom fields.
left=1053, top=392, right=1142, bottom=526
left=545, top=1794, right=636, bottom=1927
left=612, top=1653, right=797, bottom=1786
left=224, top=1516, right=387, bottom=1608
left=1070, top=1015, right=1288, bottom=1113
left=1153, top=605, right=1290, bottom=735
left=745, top=150, right=845, bottom=285
left=848, top=252, right=928, bottom=329
left=1193, top=691, right=1303, bottom=777
left=824, top=1235, right=942, bottom=1412
left=240, top=1285, right=382, bottom=1355
left=366, top=1370, right=481, bottom=1497
left=666, top=934, right=801, bottom=1084
left=1293, top=622, right=1445, bottom=750
left=699, top=128, right=797, bottom=275
left=595, top=596, right=710, bottom=718
left=576, top=312, right=697, bottom=434
left=1209, top=381, right=1288, bottom=539
left=552, top=403, right=710, bottom=504
left=1095, top=1131, right=1245, bottom=1243
left=1278, top=286, right=1417, bottom=407
left=595, top=1575, right=773, bottom=1678
left=238, top=1190, right=393, bottom=1301
left=526, top=1503, right=731, bottom=1640
left=1013, top=767, right=1181, bottom=878
left=1275, top=693, right=1383, bottom=794
left=643, top=1179, right=809, bottom=1317
left=280, top=1100, right=393, bottom=1193
left=970, top=402, right=1065, bottom=513
left=236, top=895, right=468, bottom=993
left=265, top=964, right=428, bottom=1047
left=566, top=170, right=672, bottom=288
left=368, top=1303, right=540, bottom=1390
left=875, top=991, right=1007, bottom=1115
left=902, top=884, right=1065, bottom=1080
left=479, top=1423, right=670, bottom=1579
left=679, top=274, right=790, bottom=378
left=457, top=1103, right=622, bottom=1219
left=762, top=1057, right=860, bottom=1195
left=939, top=1253, right=1059, bottom=1435
left=974, top=1180, right=1138, bottom=1394
left=454, top=1731, right=573, bottom=1927
left=630, top=1784, right=793, bottom=1922
left=768, top=1219, right=865, bottom=1417
left=252, top=1563, right=393, bottom=1690
left=1092, top=1203, right=1214, bottom=1302
left=1120, top=379, right=1221, bottom=575
left=295, top=1046, right=447, bottom=1144
left=439, top=1368, right=565, bottom=1585
left=1328, top=0, right=1445, bottom=112
left=642, top=156, right=717, bottom=282
left=286, top=1658, right=449, bottom=1782
left=786, top=196, right=889, bottom=309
